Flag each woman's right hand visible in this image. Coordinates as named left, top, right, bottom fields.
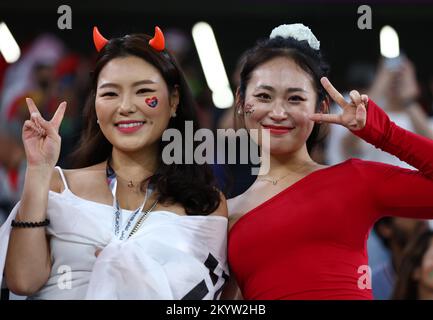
left=22, top=98, right=67, bottom=169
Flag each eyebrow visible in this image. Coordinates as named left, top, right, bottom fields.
left=255, top=85, right=307, bottom=93
left=98, top=80, right=157, bottom=89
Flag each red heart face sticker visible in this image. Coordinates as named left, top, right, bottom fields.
left=145, top=96, right=158, bottom=108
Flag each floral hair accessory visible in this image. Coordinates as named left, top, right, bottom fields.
left=269, top=23, right=320, bottom=50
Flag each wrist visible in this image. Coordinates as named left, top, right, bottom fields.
left=26, top=164, right=53, bottom=174
left=11, top=218, right=50, bottom=228
left=24, top=166, right=53, bottom=188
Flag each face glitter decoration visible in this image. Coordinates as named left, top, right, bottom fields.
left=244, top=103, right=255, bottom=115
left=145, top=96, right=158, bottom=108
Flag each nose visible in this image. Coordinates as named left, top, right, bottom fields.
left=118, top=95, right=137, bottom=115
left=269, top=100, right=288, bottom=121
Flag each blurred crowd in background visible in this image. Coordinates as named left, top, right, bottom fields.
left=1, top=1, right=433, bottom=300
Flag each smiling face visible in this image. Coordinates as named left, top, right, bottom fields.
left=95, top=55, right=178, bottom=152
left=241, top=56, right=320, bottom=155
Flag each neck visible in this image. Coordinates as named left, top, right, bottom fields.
left=417, top=285, right=433, bottom=300
left=110, top=145, right=159, bottom=185
left=259, top=144, right=318, bottom=178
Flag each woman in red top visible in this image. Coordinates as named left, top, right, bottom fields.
left=225, top=24, right=433, bottom=300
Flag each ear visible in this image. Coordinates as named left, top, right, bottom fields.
left=170, top=85, right=180, bottom=114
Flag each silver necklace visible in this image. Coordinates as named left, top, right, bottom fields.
left=257, top=162, right=318, bottom=185
left=106, top=161, right=154, bottom=240
left=257, top=172, right=292, bottom=185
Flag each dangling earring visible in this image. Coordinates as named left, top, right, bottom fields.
left=97, top=119, right=100, bottom=124
left=171, top=112, right=177, bottom=118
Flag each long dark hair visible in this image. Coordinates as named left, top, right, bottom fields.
left=236, top=35, right=330, bottom=152
left=393, top=230, right=433, bottom=299
left=69, top=33, right=220, bottom=215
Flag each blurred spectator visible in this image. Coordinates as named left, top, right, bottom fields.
left=52, top=53, right=92, bottom=167
left=326, top=57, right=433, bottom=166
left=0, top=121, right=26, bottom=226
left=372, top=217, right=428, bottom=299
left=0, top=34, right=91, bottom=168
left=363, top=59, right=433, bottom=271
left=393, top=229, right=433, bottom=299
left=217, top=52, right=246, bottom=131
left=0, top=34, right=64, bottom=121
left=215, top=53, right=257, bottom=197
left=336, top=57, right=433, bottom=165
left=325, top=61, right=375, bottom=165
left=324, top=57, right=433, bottom=286
left=165, top=27, right=214, bottom=129
left=164, top=27, right=232, bottom=192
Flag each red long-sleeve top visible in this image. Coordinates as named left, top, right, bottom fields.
left=228, top=100, right=433, bottom=299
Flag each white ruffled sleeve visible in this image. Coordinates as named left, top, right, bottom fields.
left=0, top=201, right=20, bottom=291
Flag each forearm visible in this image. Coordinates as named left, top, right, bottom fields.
left=352, top=100, right=433, bottom=179
left=5, top=166, right=52, bottom=295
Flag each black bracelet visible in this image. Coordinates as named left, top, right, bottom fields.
left=11, top=218, right=50, bottom=228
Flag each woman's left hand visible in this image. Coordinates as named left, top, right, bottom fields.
left=309, top=77, right=369, bottom=131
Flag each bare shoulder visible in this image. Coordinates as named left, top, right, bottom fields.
left=53, top=162, right=107, bottom=195
left=227, top=178, right=260, bottom=217
left=49, top=168, right=63, bottom=193
left=209, top=191, right=228, bottom=218
left=227, top=193, right=251, bottom=230
left=227, top=194, right=242, bottom=217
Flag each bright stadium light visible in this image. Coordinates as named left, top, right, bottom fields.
left=0, top=22, right=20, bottom=63
left=380, top=25, right=400, bottom=58
left=192, top=21, right=233, bottom=109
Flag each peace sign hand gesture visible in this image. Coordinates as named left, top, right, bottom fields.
left=22, top=98, right=67, bottom=169
left=309, top=77, right=369, bottom=131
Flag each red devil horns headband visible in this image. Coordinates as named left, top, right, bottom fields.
left=92, top=26, right=165, bottom=52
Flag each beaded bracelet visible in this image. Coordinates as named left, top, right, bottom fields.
left=11, top=219, right=50, bottom=228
